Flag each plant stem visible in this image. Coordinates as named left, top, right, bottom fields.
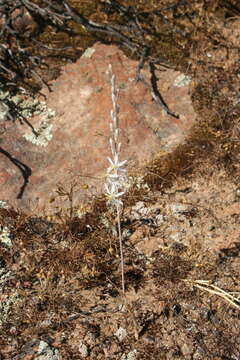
left=116, top=203, right=125, bottom=294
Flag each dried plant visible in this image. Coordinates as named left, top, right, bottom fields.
left=105, top=64, right=129, bottom=294
left=183, top=279, right=240, bottom=310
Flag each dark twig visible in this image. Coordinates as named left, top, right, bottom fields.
left=0, top=0, right=183, bottom=129
left=63, top=0, right=139, bottom=54
left=135, top=60, right=179, bottom=119
left=135, top=46, right=149, bottom=82
left=149, top=62, right=179, bottom=118
left=0, top=147, right=32, bottom=199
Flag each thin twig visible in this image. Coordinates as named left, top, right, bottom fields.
left=183, top=279, right=240, bottom=309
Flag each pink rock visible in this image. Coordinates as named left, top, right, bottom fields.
left=0, top=43, right=196, bottom=215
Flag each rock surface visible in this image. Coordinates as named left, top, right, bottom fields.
left=0, top=43, right=196, bottom=215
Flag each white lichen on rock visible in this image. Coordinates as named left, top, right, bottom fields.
left=22, top=99, right=55, bottom=147
left=82, top=47, right=96, bottom=58
left=0, top=225, right=12, bottom=248
left=0, top=256, right=18, bottom=327
left=0, top=101, right=9, bottom=121
left=0, top=268, right=12, bottom=288
left=23, top=118, right=53, bottom=147
left=0, top=292, right=19, bottom=327
left=36, top=340, right=62, bottom=360
left=0, top=88, right=55, bottom=147
left=174, top=74, right=192, bottom=87
left=0, top=200, right=9, bottom=209
left=121, top=350, right=137, bottom=360
left=0, top=89, right=10, bottom=121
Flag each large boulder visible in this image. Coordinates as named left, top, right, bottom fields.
left=0, top=43, right=196, bottom=215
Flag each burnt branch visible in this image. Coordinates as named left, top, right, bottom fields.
left=62, top=0, right=139, bottom=54
left=0, top=146, right=32, bottom=199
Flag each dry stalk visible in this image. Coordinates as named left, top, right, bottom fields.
left=183, top=279, right=240, bottom=309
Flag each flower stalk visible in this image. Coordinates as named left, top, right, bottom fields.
left=105, top=64, right=128, bottom=294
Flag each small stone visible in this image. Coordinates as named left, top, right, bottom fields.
left=235, top=188, right=240, bottom=197
left=169, top=232, right=182, bottom=242
left=115, top=327, right=128, bottom=342
left=170, top=203, right=187, bottom=214
left=36, top=341, right=62, bottom=360
left=121, top=350, right=137, bottom=360
left=103, top=341, right=121, bottom=357
left=78, top=342, right=88, bottom=358
left=23, top=355, right=35, bottom=360
left=169, top=203, right=193, bottom=216
left=131, top=201, right=150, bottom=219
left=155, top=214, right=164, bottom=225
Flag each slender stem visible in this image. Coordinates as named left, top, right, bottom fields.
left=116, top=204, right=125, bottom=294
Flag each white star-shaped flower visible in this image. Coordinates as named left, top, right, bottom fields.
left=104, top=183, right=124, bottom=206
left=107, top=154, right=127, bottom=174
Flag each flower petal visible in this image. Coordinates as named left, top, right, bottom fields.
left=118, top=159, right=127, bottom=168
left=107, top=157, right=114, bottom=166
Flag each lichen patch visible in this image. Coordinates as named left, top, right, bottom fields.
left=23, top=118, right=53, bottom=147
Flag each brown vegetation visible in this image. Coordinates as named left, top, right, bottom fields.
left=0, top=0, right=240, bottom=359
